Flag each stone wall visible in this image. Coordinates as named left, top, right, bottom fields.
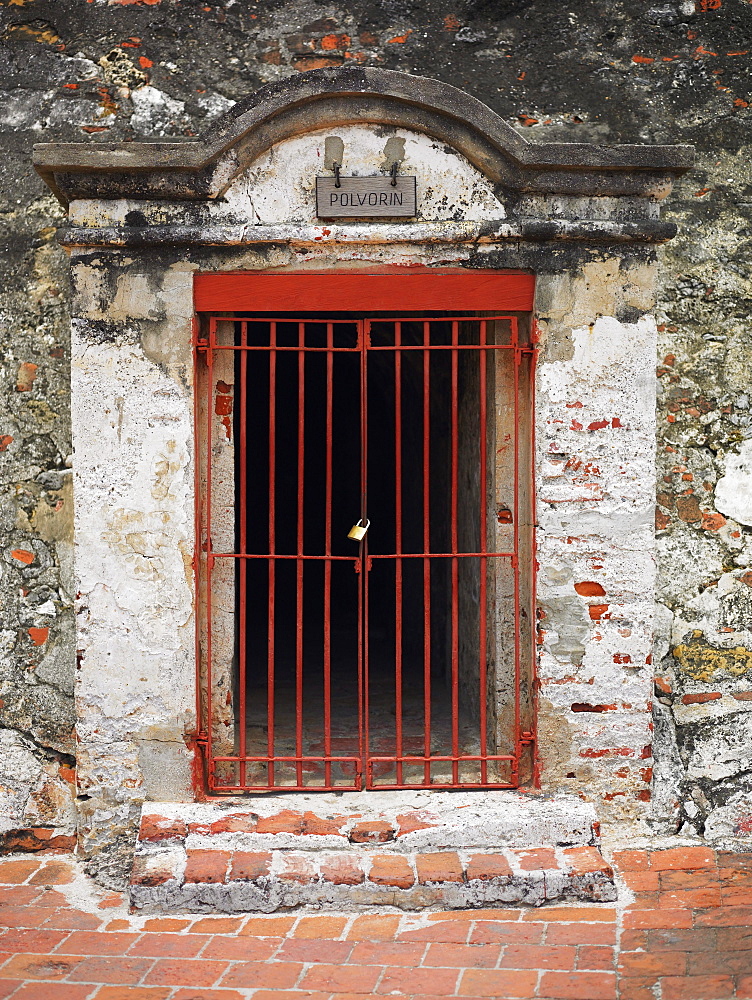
left=0, top=0, right=750, bottom=850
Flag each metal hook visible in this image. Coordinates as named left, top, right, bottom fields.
left=390, top=161, right=398, bottom=187
left=333, top=162, right=341, bottom=188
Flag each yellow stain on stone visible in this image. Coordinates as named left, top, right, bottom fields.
left=674, top=636, right=752, bottom=681
left=6, top=22, right=61, bottom=44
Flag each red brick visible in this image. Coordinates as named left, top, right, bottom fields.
left=471, top=920, right=544, bottom=945
left=368, top=854, right=414, bottom=888
left=721, top=885, right=752, bottom=905
left=0, top=859, right=43, bottom=883
left=0, top=928, right=70, bottom=952
left=59, top=931, right=141, bottom=955
left=201, top=936, right=282, bottom=961
left=349, top=941, right=425, bottom=966
left=301, top=811, right=347, bottom=837
left=376, top=967, right=460, bottom=995
left=138, top=815, right=187, bottom=843
left=618, top=950, right=686, bottom=976
left=617, top=979, right=658, bottom=1000
left=277, top=938, right=352, bottom=963
left=170, top=991, right=247, bottom=1000
left=171, top=991, right=247, bottom=1000
left=255, top=810, right=304, bottom=835
left=717, top=924, right=752, bottom=950
left=396, top=811, right=438, bottom=836
left=562, top=846, right=612, bottom=877
left=523, top=907, right=616, bottom=922
left=183, top=850, right=230, bottom=884
left=694, top=904, right=752, bottom=926
left=1, top=954, right=82, bottom=980
left=623, top=908, right=694, bottom=929
left=646, top=927, right=716, bottom=951
left=208, top=812, right=257, bottom=835
left=659, top=869, right=720, bottom=890
left=127, top=934, right=211, bottom=958
left=239, top=916, right=296, bottom=937
left=278, top=854, right=316, bottom=884
left=346, top=915, right=401, bottom=941
left=67, top=957, right=154, bottom=984
left=220, top=962, right=304, bottom=989
left=658, top=887, right=722, bottom=908
left=143, top=959, right=229, bottom=987
left=0, top=982, right=19, bottom=1000
left=397, top=921, right=469, bottom=943
left=303, top=963, right=382, bottom=992
left=649, top=846, right=716, bottom=871
left=189, top=916, right=244, bottom=933
left=319, top=855, right=364, bottom=885
left=738, top=975, right=752, bottom=999
left=459, top=968, right=539, bottom=997
left=143, top=918, right=191, bottom=932
left=612, top=850, right=649, bottom=871
left=422, top=942, right=500, bottom=968
left=294, top=915, right=348, bottom=939
left=228, top=851, right=271, bottom=881
left=466, top=853, right=513, bottom=880
left=514, top=847, right=558, bottom=870
left=8, top=987, right=96, bottom=1000
left=416, top=851, right=464, bottom=884
left=546, top=923, right=616, bottom=946
left=688, top=949, right=752, bottom=975
left=622, top=870, right=660, bottom=891
left=129, top=855, right=175, bottom=888
left=502, top=944, right=577, bottom=970
left=538, top=970, right=616, bottom=999
left=661, top=975, right=735, bottom=1000
left=577, top=945, right=614, bottom=970
left=348, top=820, right=395, bottom=844
left=0, top=885, right=44, bottom=906
left=92, top=990, right=172, bottom=1000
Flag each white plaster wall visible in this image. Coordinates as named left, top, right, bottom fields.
left=224, top=125, right=506, bottom=225
left=535, top=303, right=657, bottom=827
left=71, top=265, right=196, bottom=854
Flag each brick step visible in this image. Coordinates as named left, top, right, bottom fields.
left=130, top=843, right=615, bottom=913
left=135, top=791, right=598, bottom=854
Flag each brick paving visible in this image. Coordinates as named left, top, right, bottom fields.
left=0, top=847, right=749, bottom=999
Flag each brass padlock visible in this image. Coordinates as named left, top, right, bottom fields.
left=347, top=518, right=370, bottom=541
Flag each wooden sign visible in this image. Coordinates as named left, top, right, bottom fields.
left=316, top=176, right=417, bottom=218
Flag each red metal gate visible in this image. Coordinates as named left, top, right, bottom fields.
left=195, top=307, right=536, bottom=793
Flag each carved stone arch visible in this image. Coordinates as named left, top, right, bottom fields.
left=34, top=66, right=692, bottom=206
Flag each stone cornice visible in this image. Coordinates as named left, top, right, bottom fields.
left=34, top=67, right=694, bottom=207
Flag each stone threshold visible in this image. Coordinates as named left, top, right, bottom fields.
left=130, top=793, right=615, bottom=913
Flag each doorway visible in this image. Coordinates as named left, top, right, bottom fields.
left=195, top=277, right=536, bottom=793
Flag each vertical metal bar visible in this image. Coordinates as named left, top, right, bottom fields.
left=450, top=319, right=460, bottom=785
left=530, top=330, right=540, bottom=788
left=267, top=322, right=276, bottom=788
left=512, top=316, right=521, bottom=785
left=361, top=320, right=369, bottom=787
left=205, top=317, right=215, bottom=784
left=192, top=317, right=204, bottom=747
left=422, top=320, right=432, bottom=785
left=478, top=320, right=488, bottom=784
left=394, top=322, right=403, bottom=786
left=296, top=321, right=305, bottom=786
left=324, top=322, right=333, bottom=787
left=238, top=321, right=248, bottom=788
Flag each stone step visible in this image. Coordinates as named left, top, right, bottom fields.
left=130, top=843, right=615, bottom=913
left=130, top=795, right=614, bottom=913
left=135, top=791, right=599, bottom=854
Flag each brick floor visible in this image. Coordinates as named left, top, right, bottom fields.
left=0, top=849, right=750, bottom=997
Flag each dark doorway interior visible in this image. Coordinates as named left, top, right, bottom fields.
left=234, top=314, right=498, bottom=789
